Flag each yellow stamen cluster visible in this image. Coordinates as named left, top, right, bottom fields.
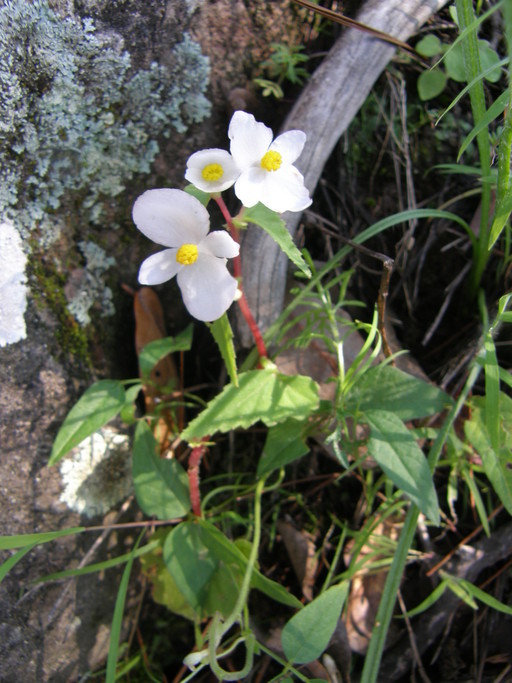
left=201, top=163, right=224, bottom=181
left=176, top=243, right=199, bottom=266
left=260, top=150, right=282, bottom=172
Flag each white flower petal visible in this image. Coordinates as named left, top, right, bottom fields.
left=133, top=188, right=210, bottom=247
left=260, top=166, right=312, bottom=213
left=185, top=149, right=239, bottom=193
left=229, top=111, right=273, bottom=170
left=177, top=254, right=238, bottom=321
left=200, top=231, right=240, bottom=258
left=138, top=248, right=181, bottom=285
left=270, top=130, right=307, bottom=166
left=233, top=167, right=267, bottom=207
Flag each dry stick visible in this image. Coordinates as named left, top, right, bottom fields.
left=39, top=496, right=136, bottom=627
left=292, top=0, right=423, bottom=60
left=397, top=590, right=433, bottom=683
left=214, top=194, right=268, bottom=360
left=426, top=504, right=504, bottom=579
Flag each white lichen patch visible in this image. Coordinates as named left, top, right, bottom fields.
left=66, top=241, right=115, bottom=325
left=59, top=427, right=132, bottom=518
left=0, top=221, right=28, bottom=346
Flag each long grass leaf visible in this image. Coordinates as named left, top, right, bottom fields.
left=0, top=527, right=85, bottom=550
left=360, top=361, right=482, bottom=683
left=457, top=90, right=509, bottom=161
left=0, top=545, right=36, bottom=584
left=35, top=540, right=159, bottom=583
left=105, top=532, right=143, bottom=683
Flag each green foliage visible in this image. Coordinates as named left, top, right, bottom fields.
left=365, top=410, right=439, bottom=522
left=132, top=421, right=190, bottom=520
left=181, top=366, right=319, bottom=442
left=281, top=583, right=348, bottom=664
left=345, top=364, right=452, bottom=419
left=16, top=5, right=512, bottom=678
left=138, top=325, right=193, bottom=379
left=242, top=203, right=312, bottom=277
left=254, top=41, right=309, bottom=99
left=257, top=419, right=309, bottom=478
left=106, top=533, right=142, bottom=683
left=416, top=30, right=502, bottom=101
left=207, top=314, right=238, bottom=387
left=49, top=380, right=126, bottom=465
left=163, top=519, right=301, bottom=620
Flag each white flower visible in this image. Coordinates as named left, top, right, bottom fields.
left=133, top=189, right=240, bottom=322
left=185, top=148, right=239, bottom=193
left=228, top=110, right=312, bottom=213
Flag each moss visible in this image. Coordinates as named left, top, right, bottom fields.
left=28, top=253, right=92, bottom=367
left=0, top=0, right=211, bottom=241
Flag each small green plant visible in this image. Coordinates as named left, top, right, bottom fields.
left=416, top=32, right=502, bottom=101
left=254, top=41, right=309, bottom=99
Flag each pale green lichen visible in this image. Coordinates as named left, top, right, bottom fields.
left=59, top=427, right=132, bottom=518
left=0, top=0, right=211, bottom=239
left=66, top=241, right=115, bottom=325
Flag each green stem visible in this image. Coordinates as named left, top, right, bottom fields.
left=456, top=0, right=492, bottom=293
left=206, top=476, right=266, bottom=680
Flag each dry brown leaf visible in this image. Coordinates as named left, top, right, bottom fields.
left=134, top=286, right=178, bottom=397
left=344, top=515, right=402, bottom=654
left=132, top=286, right=179, bottom=447
left=277, top=519, right=318, bottom=602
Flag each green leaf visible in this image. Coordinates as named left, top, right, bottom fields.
left=49, top=380, right=126, bottom=465
left=140, top=538, right=197, bottom=621
left=0, top=527, right=85, bottom=550
left=257, top=419, right=309, bottom=478
left=184, top=183, right=211, bottom=206
left=132, top=421, right=190, bottom=520
left=458, top=90, right=509, bottom=161
left=163, top=520, right=302, bottom=616
left=106, top=533, right=142, bottom=683
left=243, top=203, right=311, bottom=277
left=207, top=314, right=238, bottom=387
left=459, top=577, right=512, bottom=615
left=365, top=410, right=439, bottom=523
left=416, top=35, right=444, bottom=57
left=0, top=545, right=36, bottom=584
left=163, top=522, right=241, bottom=618
left=418, top=68, right=447, bottom=100
left=138, top=325, right=193, bottom=378
left=282, top=583, right=348, bottom=664
left=346, top=364, right=451, bottom=420
left=36, top=541, right=160, bottom=583
left=196, top=520, right=302, bottom=609
left=182, top=368, right=319, bottom=442
left=465, top=396, right=512, bottom=515
left=402, top=581, right=448, bottom=618
left=478, top=40, right=502, bottom=82
left=445, top=40, right=466, bottom=82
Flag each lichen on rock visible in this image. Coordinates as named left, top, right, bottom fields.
left=0, top=0, right=211, bottom=240
left=59, top=426, right=132, bottom=518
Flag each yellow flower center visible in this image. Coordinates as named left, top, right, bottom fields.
left=176, top=243, right=198, bottom=266
left=201, top=163, right=224, bottom=181
left=260, top=150, right=282, bottom=172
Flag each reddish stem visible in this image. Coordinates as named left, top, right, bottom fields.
left=188, top=442, right=207, bottom=517
left=214, top=194, right=268, bottom=359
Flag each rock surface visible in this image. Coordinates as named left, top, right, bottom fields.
left=0, top=1, right=297, bottom=680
